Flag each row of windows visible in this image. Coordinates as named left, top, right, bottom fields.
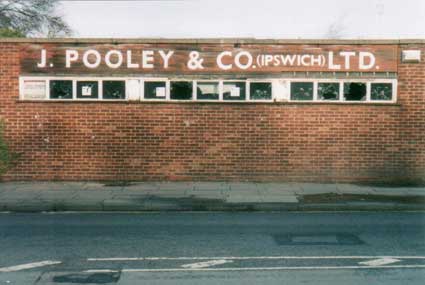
left=20, top=78, right=397, bottom=103
left=291, top=81, right=394, bottom=101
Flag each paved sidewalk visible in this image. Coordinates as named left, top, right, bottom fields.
left=0, top=182, right=424, bottom=212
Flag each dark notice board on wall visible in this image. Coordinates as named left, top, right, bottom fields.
left=20, top=42, right=398, bottom=75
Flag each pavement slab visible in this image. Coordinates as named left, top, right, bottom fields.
left=258, top=183, right=299, bottom=195
left=336, top=184, right=375, bottom=195
left=298, top=183, right=339, bottom=195
left=226, top=194, right=263, bottom=203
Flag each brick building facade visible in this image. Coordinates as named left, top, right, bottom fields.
left=0, top=39, right=423, bottom=183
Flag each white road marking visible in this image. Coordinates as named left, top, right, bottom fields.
left=181, top=259, right=233, bottom=269
left=0, top=261, right=62, bottom=273
left=359, top=258, right=401, bottom=266
left=86, top=264, right=425, bottom=273
left=87, top=255, right=425, bottom=261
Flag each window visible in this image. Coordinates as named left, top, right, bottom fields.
left=50, top=80, right=73, bottom=99
left=290, top=82, right=313, bottom=100
left=77, top=81, right=98, bottom=99
left=250, top=82, right=272, bottom=100
left=22, top=80, right=46, bottom=100
left=170, top=81, right=192, bottom=100
left=197, top=81, right=219, bottom=100
left=145, top=81, right=167, bottom=99
left=318, top=82, right=339, bottom=100
left=371, top=83, right=392, bottom=101
left=21, top=77, right=397, bottom=103
left=344, top=82, right=366, bottom=101
left=223, top=82, right=246, bottom=101
left=103, top=80, right=126, bottom=99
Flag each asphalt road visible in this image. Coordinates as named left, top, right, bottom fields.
left=0, top=212, right=424, bottom=284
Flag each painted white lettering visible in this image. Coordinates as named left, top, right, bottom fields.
left=273, top=55, right=280, bottom=66
left=264, top=55, right=273, bottom=66
left=83, top=50, right=101, bottom=69
left=359, top=52, right=375, bottom=69
left=301, top=55, right=310, bottom=66
left=65, top=50, right=79, bottom=68
left=280, top=55, right=297, bottom=66
left=142, top=50, right=154, bottom=68
left=311, top=55, right=321, bottom=66
left=126, top=50, right=139, bottom=68
left=105, top=50, right=123, bottom=69
left=235, top=51, right=253, bottom=70
left=328, top=52, right=341, bottom=70
left=217, top=51, right=232, bottom=70
left=37, top=49, right=47, bottom=68
left=340, top=51, right=356, bottom=69
left=158, top=50, right=174, bottom=68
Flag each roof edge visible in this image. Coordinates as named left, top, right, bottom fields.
left=0, top=38, right=424, bottom=45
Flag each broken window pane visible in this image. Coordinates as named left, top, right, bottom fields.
left=318, top=82, right=339, bottom=100
left=371, top=83, right=392, bottom=101
left=343, top=82, right=366, bottom=101
left=170, top=81, right=192, bottom=100
left=50, top=80, right=73, bottom=99
left=223, top=82, right=246, bottom=100
left=145, top=81, right=167, bottom=99
left=250, top=82, right=272, bottom=100
left=290, top=82, right=313, bottom=100
left=197, top=81, right=219, bottom=100
left=103, top=81, right=126, bottom=99
left=77, top=81, right=98, bottom=99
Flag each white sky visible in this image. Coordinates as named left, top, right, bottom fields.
left=59, top=0, right=425, bottom=38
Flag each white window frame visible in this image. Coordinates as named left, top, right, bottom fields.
left=341, top=80, right=368, bottom=102
left=141, top=78, right=169, bottom=101
left=369, top=80, right=398, bottom=103
left=288, top=78, right=397, bottom=103
left=99, top=78, right=128, bottom=101
left=19, top=76, right=130, bottom=101
left=169, top=79, right=194, bottom=101
left=247, top=79, right=274, bottom=102
left=316, top=80, right=341, bottom=102
left=19, top=76, right=397, bottom=104
left=222, top=80, right=247, bottom=102
left=75, top=79, right=101, bottom=100
left=289, top=79, right=315, bottom=102
left=194, top=80, right=221, bottom=101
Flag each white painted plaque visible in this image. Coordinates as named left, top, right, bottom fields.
left=22, top=80, right=46, bottom=100
left=156, top=87, right=166, bottom=97
left=402, top=50, right=421, bottom=62
left=82, top=86, right=92, bottom=96
left=230, top=86, right=240, bottom=97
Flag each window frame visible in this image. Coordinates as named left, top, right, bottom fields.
left=194, top=80, right=221, bottom=101
left=288, top=78, right=397, bottom=103
left=19, top=76, right=397, bottom=104
left=102, top=79, right=127, bottom=100
left=247, top=79, right=274, bottom=102
left=222, top=80, right=247, bottom=102
left=289, top=79, right=316, bottom=102
left=370, top=81, right=397, bottom=102
left=316, top=80, right=342, bottom=102
left=142, top=78, right=169, bottom=101
left=20, top=76, right=130, bottom=101
left=76, top=79, right=100, bottom=100
left=169, top=79, right=195, bottom=101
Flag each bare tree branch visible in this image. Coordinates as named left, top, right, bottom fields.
left=0, top=0, right=71, bottom=37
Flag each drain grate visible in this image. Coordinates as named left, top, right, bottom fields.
left=273, top=233, right=364, bottom=245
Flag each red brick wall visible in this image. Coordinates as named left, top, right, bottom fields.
left=0, top=42, right=424, bottom=183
